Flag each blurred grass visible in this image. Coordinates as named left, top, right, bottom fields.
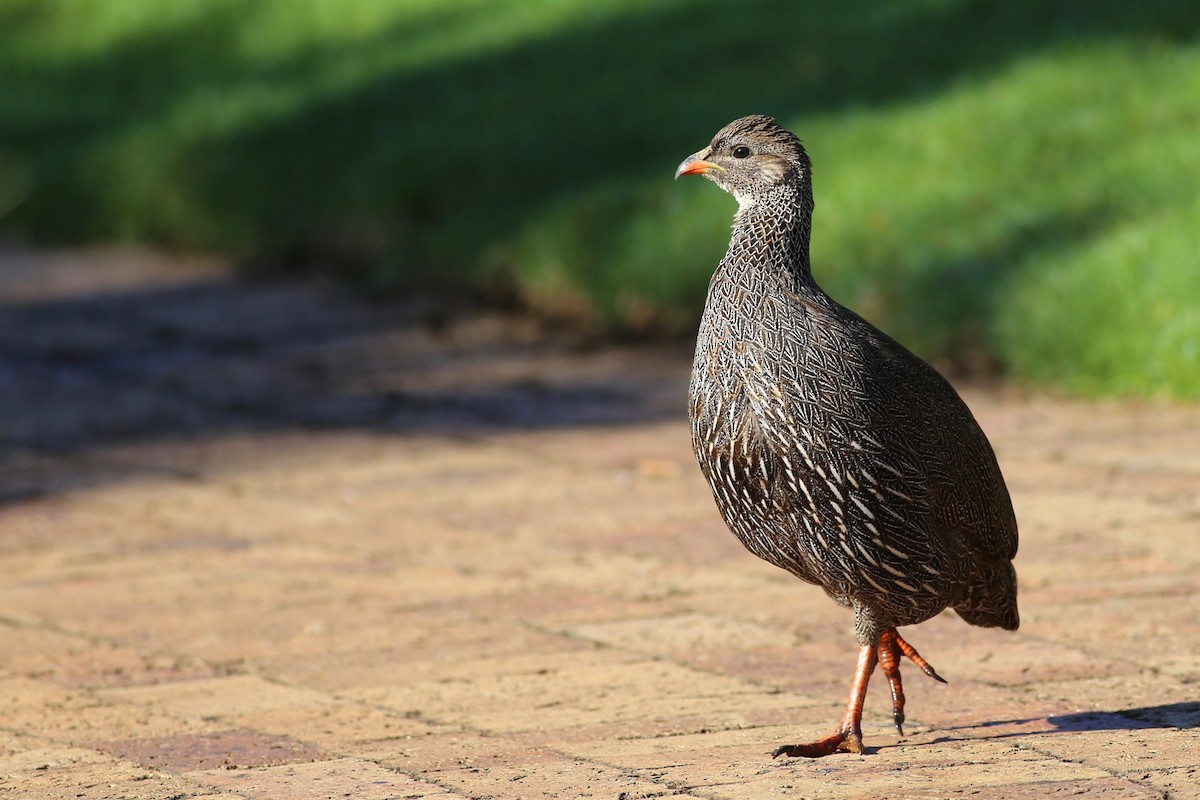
left=1, top=0, right=1198, bottom=397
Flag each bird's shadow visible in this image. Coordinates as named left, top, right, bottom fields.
left=773, top=704, right=1200, bottom=759
left=1050, top=702, right=1200, bottom=731
left=898, top=702, right=1200, bottom=750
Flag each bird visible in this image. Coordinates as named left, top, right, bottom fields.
left=674, top=115, right=1018, bottom=758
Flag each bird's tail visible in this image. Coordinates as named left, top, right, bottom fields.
left=953, top=560, right=1019, bottom=631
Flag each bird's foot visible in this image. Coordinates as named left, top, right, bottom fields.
left=877, top=628, right=947, bottom=736
left=772, top=729, right=863, bottom=759
left=775, top=642, right=877, bottom=759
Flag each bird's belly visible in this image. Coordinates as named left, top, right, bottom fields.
left=689, top=393, right=823, bottom=586
left=700, top=460, right=821, bottom=584
left=689, top=377, right=953, bottom=624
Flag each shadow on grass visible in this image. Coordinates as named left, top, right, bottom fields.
left=3, top=0, right=1197, bottom=285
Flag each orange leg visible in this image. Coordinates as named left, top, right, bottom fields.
left=773, top=643, right=877, bottom=758
left=774, top=628, right=946, bottom=758
left=875, top=628, right=945, bottom=735
left=877, top=630, right=907, bottom=735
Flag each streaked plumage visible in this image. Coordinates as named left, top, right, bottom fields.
left=676, top=115, right=1018, bottom=757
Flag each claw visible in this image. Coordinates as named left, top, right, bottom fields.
left=924, top=665, right=949, bottom=684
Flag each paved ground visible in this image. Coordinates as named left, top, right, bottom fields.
left=1, top=246, right=1198, bottom=799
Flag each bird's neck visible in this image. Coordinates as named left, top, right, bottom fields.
left=725, top=185, right=818, bottom=294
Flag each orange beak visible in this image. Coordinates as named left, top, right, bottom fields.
left=674, top=153, right=724, bottom=180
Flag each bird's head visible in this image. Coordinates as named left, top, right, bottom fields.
left=675, top=115, right=811, bottom=208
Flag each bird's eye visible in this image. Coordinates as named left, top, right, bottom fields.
left=732, top=145, right=751, bottom=159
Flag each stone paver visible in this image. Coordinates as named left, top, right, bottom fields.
left=1, top=246, right=1198, bottom=798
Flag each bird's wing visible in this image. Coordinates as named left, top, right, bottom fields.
left=855, top=320, right=1020, bottom=565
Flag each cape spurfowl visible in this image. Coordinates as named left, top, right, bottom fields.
left=675, top=115, right=1019, bottom=758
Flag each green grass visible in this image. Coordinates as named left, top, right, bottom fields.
left=2, top=0, right=1199, bottom=397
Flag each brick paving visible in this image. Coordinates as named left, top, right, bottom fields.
left=1, top=246, right=1198, bottom=799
